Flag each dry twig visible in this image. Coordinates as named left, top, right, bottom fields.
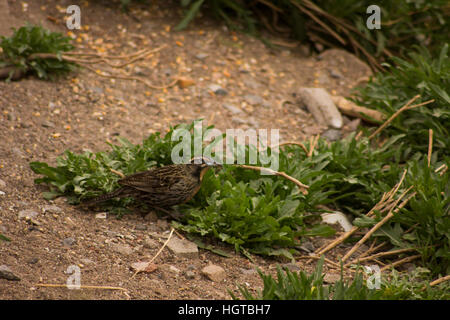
left=235, top=164, right=309, bottom=194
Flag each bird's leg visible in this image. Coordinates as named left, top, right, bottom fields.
left=153, top=206, right=185, bottom=221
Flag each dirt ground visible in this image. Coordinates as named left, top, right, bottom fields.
left=0, top=0, right=372, bottom=299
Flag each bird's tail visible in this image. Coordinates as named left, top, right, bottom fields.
left=80, top=186, right=130, bottom=207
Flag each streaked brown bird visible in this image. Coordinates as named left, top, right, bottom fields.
left=82, top=158, right=219, bottom=209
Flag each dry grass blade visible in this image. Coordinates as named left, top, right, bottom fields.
left=428, top=129, right=433, bottom=167
left=341, top=186, right=415, bottom=262
left=110, top=168, right=125, bottom=179
left=132, top=228, right=175, bottom=278
left=276, top=141, right=309, bottom=155
left=291, top=1, right=346, bottom=45
left=83, top=64, right=179, bottom=90
left=331, top=95, right=386, bottom=124
left=368, top=96, right=435, bottom=140
left=429, top=275, right=450, bottom=287
left=307, top=135, right=319, bottom=157
left=235, top=164, right=309, bottom=194
left=315, top=170, right=408, bottom=256
left=345, top=247, right=417, bottom=267
left=380, top=254, right=421, bottom=272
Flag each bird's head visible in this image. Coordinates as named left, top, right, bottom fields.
left=190, top=156, right=222, bottom=181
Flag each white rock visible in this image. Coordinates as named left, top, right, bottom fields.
left=201, top=264, right=225, bottom=282
left=167, top=237, right=198, bottom=258
left=95, top=212, right=107, bottom=219
left=298, top=88, right=343, bottom=129
left=321, top=212, right=353, bottom=232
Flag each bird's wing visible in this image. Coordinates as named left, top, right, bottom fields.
left=118, top=165, right=184, bottom=193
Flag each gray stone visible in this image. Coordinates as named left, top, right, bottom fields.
left=80, top=258, right=95, bottom=265
left=0, top=265, right=20, bottom=281
left=201, top=264, right=225, bottom=282
left=298, top=88, right=343, bottom=129
left=0, top=179, right=6, bottom=188
left=299, top=241, right=315, bottom=253
left=283, top=263, right=301, bottom=272
left=135, top=224, right=147, bottom=231
left=223, top=103, right=243, bottom=115
left=185, top=270, right=195, bottom=279
left=329, top=69, right=343, bottom=79
left=144, top=237, right=159, bottom=249
left=62, top=237, right=76, bottom=247
left=239, top=268, right=256, bottom=275
left=110, top=243, right=133, bottom=255
left=41, top=121, right=55, bottom=128
left=42, top=205, right=62, bottom=214
left=166, top=237, right=198, bottom=258
left=18, top=209, right=39, bottom=219
left=169, top=265, right=180, bottom=274
left=90, top=86, right=104, bottom=94
left=243, top=94, right=263, bottom=105
left=208, top=84, right=228, bottom=96
left=195, top=53, right=209, bottom=60
left=95, top=212, right=107, bottom=219
left=243, top=79, right=260, bottom=89
left=321, top=129, right=342, bottom=141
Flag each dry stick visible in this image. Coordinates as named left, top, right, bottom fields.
left=429, top=275, right=450, bottom=287
left=132, top=228, right=174, bottom=278
left=64, top=48, right=150, bottom=59
left=428, top=129, right=433, bottom=167
left=297, top=255, right=341, bottom=269
left=235, top=164, right=309, bottom=194
left=290, top=1, right=346, bottom=45
left=435, top=163, right=448, bottom=176
left=343, top=28, right=382, bottom=71
left=315, top=170, right=408, bottom=256
left=276, top=141, right=309, bottom=155
left=380, top=254, right=421, bottom=272
left=110, top=168, right=126, bottom=179
left=341, top=187, right=415, bottom=262
left=345, top=247, right=417, bottom=268
left=307, top=135, right=319, bottom=157
left=352, top=241, right=387, bottom=261
left=369, top=96, right=435, bottom=140
left=35, top=283, right=128, bottom=291
left=83, top=64, right=179, bottom=90
left=331, top=96, right=386, bottom=124
left=28, top=46, right=165, bottom=69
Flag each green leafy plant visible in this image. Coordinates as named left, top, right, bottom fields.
left=354, top=44, right=450, bottom=157
left=232, top=258, right=450, bottom=300
left=0, top=24, right=77, bottom=80
left=0, top=233, right=11, bottom=242
left=231, top=257, right=383, bottom=300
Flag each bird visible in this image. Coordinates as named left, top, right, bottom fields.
left=81, top=157, right=219, bottom=210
